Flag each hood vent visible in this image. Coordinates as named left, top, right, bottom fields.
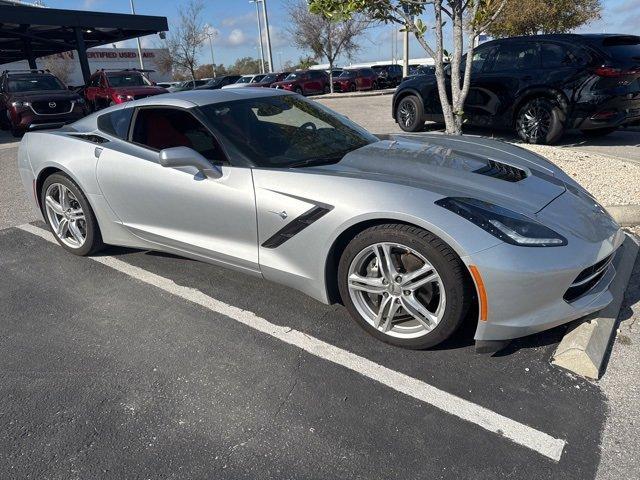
left=474, top=160, right=527, bottom=182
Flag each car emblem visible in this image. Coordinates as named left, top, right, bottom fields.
left=49, top=102, right=57, bottom=109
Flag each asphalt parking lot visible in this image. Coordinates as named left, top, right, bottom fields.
left=1, top=117, right=639, bottom=479
left=0, top=222, right=610, bottom=479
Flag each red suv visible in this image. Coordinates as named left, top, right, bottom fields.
left=271, top=70, right=330, bottom=95
left=333, top=68, right=379, bottom=92
left=84, top=69, right=167, bottom=111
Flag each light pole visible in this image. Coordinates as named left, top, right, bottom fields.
left=204, top=24, right=217, bottom=78
left=129, top=0, right=145, bottom=70
left=260, top=0, right=274, bottom=73
left=250, top=0, right=266, bottom=74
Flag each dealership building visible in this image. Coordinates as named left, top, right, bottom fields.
left=2, top=48, right=172, bottom=86
left=0, top=0, right=168, bottom=86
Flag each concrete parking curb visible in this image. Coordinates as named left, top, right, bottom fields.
left=607, top=205, right=640, bottom=227
left=312, top=88, right=396, bottom=100
left=551, top=233, right=639, bottom=380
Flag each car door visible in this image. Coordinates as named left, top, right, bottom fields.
left=95, top=105, right=259, bottom=273
left=468, top=41, right=540, bottom=125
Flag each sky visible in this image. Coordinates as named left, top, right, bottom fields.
left=38, top=0, right=640, bottom=70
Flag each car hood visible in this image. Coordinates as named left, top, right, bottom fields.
left=9, top=90, right=81, bottom=102
left=319, top=135, right=569, bottom=215
left=110, top=86, right=167, bottom=95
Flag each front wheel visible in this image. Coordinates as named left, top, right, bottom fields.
left=515, top=98, right=564, bottom=144
left=323, top=84, right=330, bottom=94
left=41, top=173, right=104, bottom=256
left=338, top=224, right=472, bottom=349
left=396, top=95, right=425, bottom=132
left=372, top=81, right=378, bottom=90
left=294, top=86, right=303, bottom=96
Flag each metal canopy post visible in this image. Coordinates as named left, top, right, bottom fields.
left=74, top=27, right=92, bottom=84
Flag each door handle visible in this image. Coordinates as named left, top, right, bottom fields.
left=94, top=147, right=103, bottom=158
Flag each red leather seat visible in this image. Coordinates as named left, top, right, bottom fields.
left=144, top=113, right=192, bottom=151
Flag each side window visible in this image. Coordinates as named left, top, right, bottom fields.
left=131, top=108, right=226, bottom=164
left=97, top=108, right=133, bottom=139
left=540, top=43, right=573, bottom=67
left=489, top=43, right=539, bottom=72
left=470, top=48, right=493, bottom=73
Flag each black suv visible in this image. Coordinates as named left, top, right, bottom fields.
left=0, top=70, right=87, bottom=137
left=372, top=64, right=403, bottom=88
left=393, top=34, right=640, bottom=144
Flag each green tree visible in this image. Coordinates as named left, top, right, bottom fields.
left=288, top=0, right=370, bottom=93
left=228, top=57, right=268, bottom=75
left=309, top=0, right=507, bottom=135
left=296, top=56, right=319, bottom=69
left=486, top=0, right=601, bottom=37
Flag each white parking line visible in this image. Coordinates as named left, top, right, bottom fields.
left=18, top=223, right=567, bottom=462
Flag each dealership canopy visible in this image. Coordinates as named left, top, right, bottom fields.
left=0, top=1, right=168, bottom=83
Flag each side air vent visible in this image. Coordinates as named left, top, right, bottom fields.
left=474, top=160, right=527, bottom=182
left=69, top=134, right=110, bottom=144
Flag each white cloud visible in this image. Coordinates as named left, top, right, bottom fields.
left=221, top=11, right=256, bottom=28
left=227, top=29, right=249, bottom=47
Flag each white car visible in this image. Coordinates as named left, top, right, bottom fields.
left=221, top=74, right=266, bottom=89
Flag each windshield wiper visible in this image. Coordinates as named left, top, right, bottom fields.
left=287, top=151, right=350, bottom=168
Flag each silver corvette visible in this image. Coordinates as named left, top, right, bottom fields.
left=17, top=88, right=624, bottom=351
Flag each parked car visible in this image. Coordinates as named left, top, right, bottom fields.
left=371, top=64, right=403, bottom=88
left=19, top=88, right=623, bottom=351
left=251, top=72, right=291, bottom=88
left=157, top=81, right=180, bottom=89
left=404, top=64, right=436, bottom=82
left=221, top=74, right=266, bottom=89
left=169, top=79, right=210, bottom=92
left=393, top=34, right=640, bottom=144
left=333, top=68, right=379, bottom=92
left=271, top=70, right=330, bottom=95
left=0, top=69, right=87, bottom=137
left=195, top=75, right=242, bottom=90
left=84, top=69, right=167, bottom=111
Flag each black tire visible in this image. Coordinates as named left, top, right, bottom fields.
left=372, top=81, right=378, bottom=90
left=349, top=83, right=356, bottom=92
left=0, top=109, right=8, bottom=130
left=40, top=173, right=104, bottom=256
left=294, top=86, right=303, bottom=96
left=396, top=95, right=425, bottom=132
left=515, top=97, right=564, bottom=144
left=581, top=127, right=617, bottom=138
left=323, top=84, right=330, bottom=94
left=10, top=122, right=24, bottom=138
left=338, top=224, right=473, bottom=349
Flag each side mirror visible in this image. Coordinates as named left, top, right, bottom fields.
left=159, top=146, right=222, bottom=179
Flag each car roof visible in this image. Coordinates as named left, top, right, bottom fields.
left=126, top=87, right=295, bottom=108
left=479, top=33, right=637, bottom=47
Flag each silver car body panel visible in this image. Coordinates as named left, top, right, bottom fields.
left=17, top=89, right=623, bottom=342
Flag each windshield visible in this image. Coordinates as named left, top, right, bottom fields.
left=199, top=95, right=377, bottom=168
left=261, top=74, right=278, bottom=83
left=339, top=70, right=356, bottom=78
left=236, top=76, right=254, bottom=84
left=107, top=73, right=150, bottom=87
left=7, top=75, right=65, bottom=92
left=284, top=72, right=303, bottom=80
left=601, top=36, right=640, bottom=62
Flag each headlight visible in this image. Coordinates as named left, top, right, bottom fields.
left=11, top=101, right=31, bottom=108
left=75, top=98, right=85, bottom=104
left=436, top=197, right=567, bottom=247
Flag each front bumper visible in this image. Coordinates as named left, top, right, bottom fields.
left=11, top=106, right=85, bottom=131
left=466, top=216, right=625, bottom=342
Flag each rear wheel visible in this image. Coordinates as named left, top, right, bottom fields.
left=41, top=173, right=104, bottom=256
left=372, top=81, right=378, bottom=90
left=396, top=95, right=425, bottom=132
left=323, top=84, right=330, bottom=94
left=349, top=83, right=356, bottom=92
left=581, top=126, right=617, bottom=138
left=515, top=97, right=564, bottom=144
left=338, top=224, right=472, bottom=349
left=10, top=121, right=23, bottom=138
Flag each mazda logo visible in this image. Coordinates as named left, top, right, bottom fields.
left=49, top=102, right=57, bottom=109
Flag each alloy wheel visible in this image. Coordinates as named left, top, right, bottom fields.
left=44, top=183, right=87, bottom=248
left=517, top=104, right=551, bottom=142
left=347, top=242, right=446, bottom=339
left=398, top=99, right=416, bottom=128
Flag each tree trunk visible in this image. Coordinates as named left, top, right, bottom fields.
left=431, top=0, right=457, bottom=134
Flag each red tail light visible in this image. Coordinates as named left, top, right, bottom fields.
left=594, top=66, right=640, bottom=77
